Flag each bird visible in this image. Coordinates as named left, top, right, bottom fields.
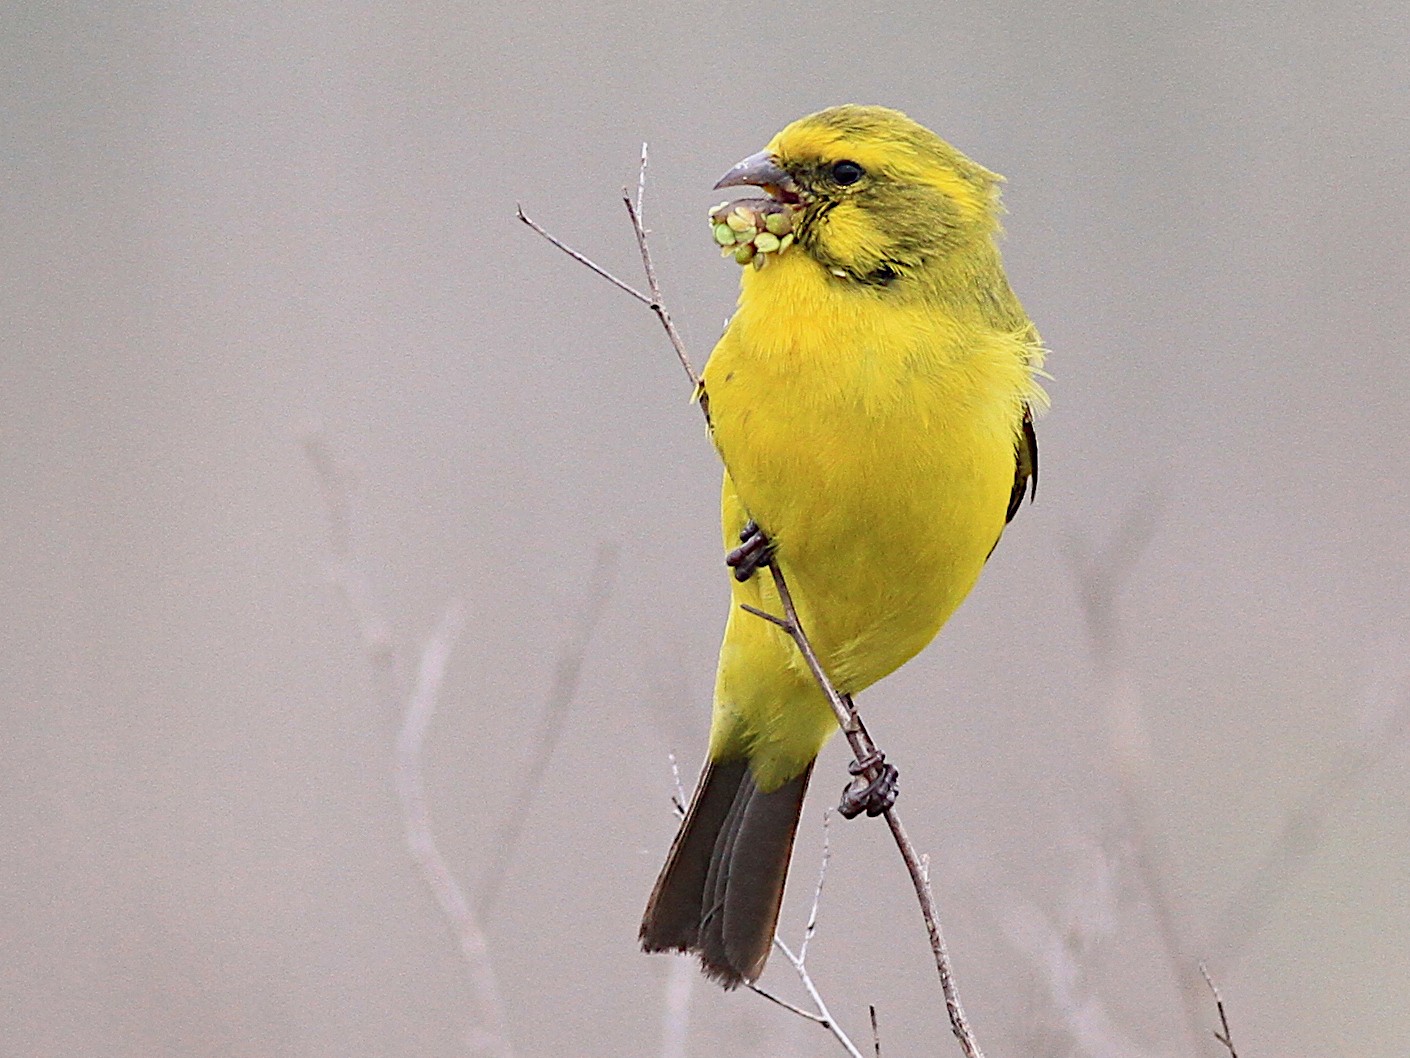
left=639, top=105, right=1046, bottom=988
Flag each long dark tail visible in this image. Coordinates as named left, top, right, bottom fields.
left=639, top=757, right=813, bottom=988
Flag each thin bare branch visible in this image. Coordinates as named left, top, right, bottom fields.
left=869, top=1006, right=881, bottom=1058
left=620, top=150, right=700, bottom=390
left=479, top=544, right=618, bottom=912
left=518, top=145, right=704, bottom=409
left=668, top=752, right=687, bottom=818
left=739, top=602, right=791, bottom=630
left=772, top=937, right=866, bottom=1058
left=747, top=981, right=831, bottom=1026
left=307, top=437, right=514, bottom=1058
left=396, top=602, right=515, bottom=1058
left=798, top=809, right=832, bottom=964
left=739, top=808, right=862, bottom=1057
left=1199, top=964, right=1239, bottom=1058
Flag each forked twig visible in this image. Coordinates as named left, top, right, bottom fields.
left=520, top=147, right=985, bottom=1058
left=398, top=602, right=515, bottom=1058
left=305, top=436, right=514, bottom=1058
left=518, top=145, right=702, bottom=401
left=747, top=811, right=864, bottom=1058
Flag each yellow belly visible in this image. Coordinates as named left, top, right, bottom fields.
left=703, top=251, right=1033, bottom=789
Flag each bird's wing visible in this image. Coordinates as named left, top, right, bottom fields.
left=1004, top=404, right=1038, bottom=524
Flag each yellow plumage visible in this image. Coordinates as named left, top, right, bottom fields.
left=641, top=105, right=1046, bottom=987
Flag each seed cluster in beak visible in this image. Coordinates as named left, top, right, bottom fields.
left=709, top=197, right=797, bottom=270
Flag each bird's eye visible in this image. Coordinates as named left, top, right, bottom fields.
left=831, top=160, right=865, bottom=185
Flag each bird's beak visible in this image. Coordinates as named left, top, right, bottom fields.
left=714, top=150, right=801, bottom=203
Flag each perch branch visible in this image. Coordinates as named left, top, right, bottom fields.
left=520, top=152, right=985, bottom=1058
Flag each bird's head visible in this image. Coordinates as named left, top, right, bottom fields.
left=714, top=105, right=1003, bottom=286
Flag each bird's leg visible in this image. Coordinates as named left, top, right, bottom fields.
left=725, top=520, right=775, bottom=582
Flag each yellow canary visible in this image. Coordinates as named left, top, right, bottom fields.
left=640, top=105, right=1046, bottom=987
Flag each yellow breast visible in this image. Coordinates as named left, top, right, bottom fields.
left=703, top=249, right=1035, bottom=693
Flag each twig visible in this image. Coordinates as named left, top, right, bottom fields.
left=1199, top=964, right=1239, bottom=1058
left=515, top=206, right=655, bottom=310
left=748, top=976, right=832, bottom=1027
left=798, top=809, right=832, bottom=964
left=869, top=1005, right=881, bottom=1058
left=398, top=602, right=515, bottom=1058
left=306, top=436, right=514, bottom=1058
left=520, top=150, right=985, bottom=1058
left=668, top=752, right=687, bottom=818
left=479, top=544, right=618, bottom=912
left=621, top=182, right=698, bottom=392
left=746, top=938, right=865, bottom=1057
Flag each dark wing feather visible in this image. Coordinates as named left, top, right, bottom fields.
left=1005, top=404, right=1037, bottom=524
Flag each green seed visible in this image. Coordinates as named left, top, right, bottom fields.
left=713, top=223, right=736, bottom=246
left=753, top=232, right=781, bottom=254
left=764, top=211, right=791, bottom=236
left=733, top=243, right=756, bottom=265
left=779, top=233, right=795, bottom=253
left=726, top=211, right=753, bottom=233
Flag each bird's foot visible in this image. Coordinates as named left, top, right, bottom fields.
left=725, top=520, right=775, bottom=583
left=838, top=750, right=899, bottom=819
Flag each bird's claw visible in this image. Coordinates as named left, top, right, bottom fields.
left=725, top=520, right=775, bottom=582
left=838, top=751, right=899, bottom=819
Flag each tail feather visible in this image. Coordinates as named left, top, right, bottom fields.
left=640, top=757, right=813, bottom=988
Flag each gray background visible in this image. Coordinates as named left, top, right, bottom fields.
left=5, top=2, right=1409, bottom=1055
